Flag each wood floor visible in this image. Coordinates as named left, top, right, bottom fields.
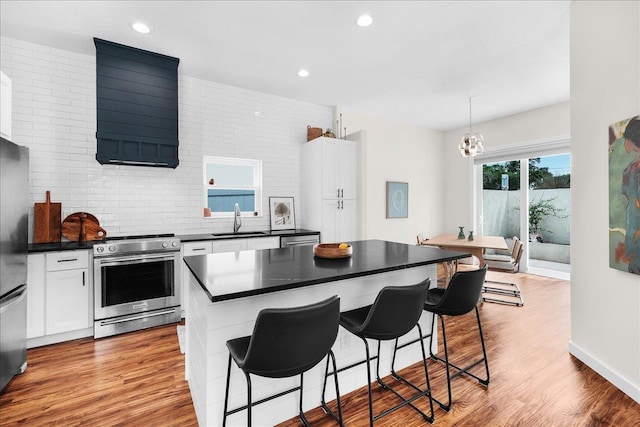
left=1, top=270, right=638, bottom=426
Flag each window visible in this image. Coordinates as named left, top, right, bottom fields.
left=203, top=156, right=262, bottom=217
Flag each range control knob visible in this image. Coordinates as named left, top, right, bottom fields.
left=96, top=246, right=104, bottom=253
left=172, top=241, right=179, bottom=247
left=162, top=242, right=168, bottom=248
left=108, top=245, right=116, bottom=252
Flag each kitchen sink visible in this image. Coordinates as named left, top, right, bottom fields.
left=212, top=231, right=269, bottom=238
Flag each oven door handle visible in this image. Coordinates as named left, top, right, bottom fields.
left=96, top=254, right=177, bottom=267
left=98, top=308, right=178, bottom=326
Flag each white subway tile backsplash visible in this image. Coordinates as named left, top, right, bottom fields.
left=3, top=36, right=332, bottom=240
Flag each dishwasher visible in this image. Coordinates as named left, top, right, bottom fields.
left=280, top=234, right=320, bottom=248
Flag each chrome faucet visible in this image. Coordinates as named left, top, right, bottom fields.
left=233, top=203, right=242, bottom=233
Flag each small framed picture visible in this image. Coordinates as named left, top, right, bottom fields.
left=386, top=181, right=408, bottom=218
left=269, top=197, right=296, bottom=230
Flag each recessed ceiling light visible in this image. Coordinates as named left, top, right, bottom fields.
left=131, top=22, right=150, bottom=34
left=357, top=14, right=373, bottom=27
left=297, top=69, right=309, bottom=77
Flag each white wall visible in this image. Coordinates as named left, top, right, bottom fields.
left=569, top=1, right=639, bottom=403
left=0, top=36, right=333, bottom=239
left=338, top=109, right=445, bottom=244
left=442, top=101, right=570, bottom=236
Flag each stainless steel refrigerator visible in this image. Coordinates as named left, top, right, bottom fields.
left=0, top=136, right=29, bottom=393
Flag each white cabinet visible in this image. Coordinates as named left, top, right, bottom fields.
left=182, top=241, right=214, bottom=256
left=210, top=236, right=279, bottom=253
left=212, top=239, right=247, bottom=253
left=45, top=250, right=90, bottom=335
left=46, top=269, right=89, bottom=334
left=27, top=250, right=92, bottom=347
left=301, top=137, right=358, bottom=243
left=320, top=199, right=357, bottom=243
left=27, top=254, right=46, bottom=339
left=180, top=236, right=280, bottom=316
left=0, top=71, right=11, bottom=140
left=181, top=241, right=214, bottom=318
left=246, top=236, right=280, bottom=250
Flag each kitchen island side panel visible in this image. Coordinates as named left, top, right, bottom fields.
left=186, top=264, right=436, bottom=426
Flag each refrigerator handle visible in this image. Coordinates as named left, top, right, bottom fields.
left=0, top=286, right=27, bottom=314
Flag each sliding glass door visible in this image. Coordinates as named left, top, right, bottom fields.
left=478, top=153, right=571, bottom=279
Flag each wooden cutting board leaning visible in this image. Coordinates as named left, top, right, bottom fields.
left=33, top=191, right=61, bottom=243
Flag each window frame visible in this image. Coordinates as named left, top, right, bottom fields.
left=203, top=156, right=262, bottom=218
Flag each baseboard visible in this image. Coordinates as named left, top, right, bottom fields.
left=569, top=341, right=640, bottom=404
left=27, top=327, right=94, bottom=349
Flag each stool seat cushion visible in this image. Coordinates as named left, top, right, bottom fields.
left=339, top=305, right=373, bottom=335
left=226, top=336, right=251, bottom=368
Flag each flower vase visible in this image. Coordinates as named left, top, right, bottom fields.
left=458, top=226, right=465, bottom=239
left=468, top=231, right=474, bottom=241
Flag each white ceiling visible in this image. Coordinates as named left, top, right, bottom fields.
left=0, top=0, right=570, bottom=131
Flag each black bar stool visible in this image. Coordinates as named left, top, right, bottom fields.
left=323, top=280, right=434, bottom=426
left=222, top=295, right=343, bottom=427
left=412, top=265, right=490, bottom=412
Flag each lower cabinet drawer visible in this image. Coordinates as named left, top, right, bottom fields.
left=183, top=241, right=214, bottom=256
left=46, top=250, right=89, bottom=271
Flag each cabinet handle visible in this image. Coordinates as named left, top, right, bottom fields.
left=82, top=271, right=85, bottom=287
left=337, top=188, right=340, bottom=198
left=57, top=258, right=78, bottom=263
left=340, top=188, right=344, bottom=198
left=191, top=248, right=206, bottom=251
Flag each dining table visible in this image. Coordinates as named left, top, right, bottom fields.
left=419, top=233, right=509, bottom=271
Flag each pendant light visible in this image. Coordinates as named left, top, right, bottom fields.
left=458, top=97, right=484, bottom=157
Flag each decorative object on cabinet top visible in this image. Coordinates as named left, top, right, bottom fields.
left=61, top=212, right=106, bottom=242
left=307, top=125, right=323, bottom=141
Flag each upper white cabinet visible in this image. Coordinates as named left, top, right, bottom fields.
left=301, top=137, right=358, bottom=243
left=319, top=138, right=358, bottom=201
left=0, top=71, right=12, bottom=140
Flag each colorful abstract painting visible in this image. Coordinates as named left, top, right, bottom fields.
left=609, top=115, right=640, bottom=275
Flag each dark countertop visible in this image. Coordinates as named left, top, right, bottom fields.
left=178, top=229, right=320, bottom=242
left=28, top=241, right=97, bottom=253
left=29, top=229, right=321, bottom=252
left=183, top=239, right=470, bottom=303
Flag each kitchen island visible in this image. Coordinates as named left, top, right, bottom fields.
left=183, top=239, right=468, bottom=426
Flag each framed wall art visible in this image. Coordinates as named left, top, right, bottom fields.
left=386, top=181, right=408, bottom=218
left=609, top=115, right=640, bottom=275
left=269, top=197, right=296, bottom=230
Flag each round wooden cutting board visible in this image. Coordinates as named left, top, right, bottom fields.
left=61, top=212, right=107, bottom=242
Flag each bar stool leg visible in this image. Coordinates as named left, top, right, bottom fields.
left=362, top=338, right=375, bottom=427
left=244, top=372, right=253, bottom=426
left=222, top=353, right=233, bottom=427
left=427, top=313, right=453, bottom=411
left=320, top=351, right=344, bottom=426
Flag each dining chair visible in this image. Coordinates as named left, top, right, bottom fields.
left=483, top=236, right=524, bottom=306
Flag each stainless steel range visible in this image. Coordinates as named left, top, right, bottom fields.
left=93, top=234, right=181, bottom=339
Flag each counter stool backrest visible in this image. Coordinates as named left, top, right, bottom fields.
left=356, top=279, right=431, bottom=340
left=428, top=265, right=487, bottom=316
left=241, top=295, right=340, bottom=378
